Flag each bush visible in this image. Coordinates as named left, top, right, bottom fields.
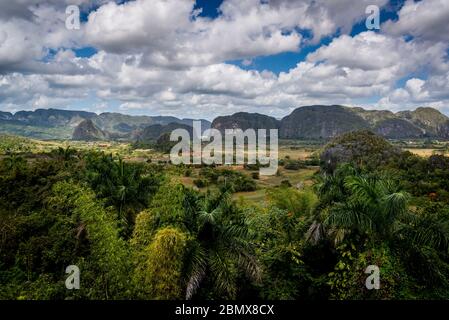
left=193, top=178, right=208, bottom=188
left=233, top=176, right=257, bottom=192
left=304, top=155, right=320, bottom=166
left=135, top=227, right=188, bottom=299
left=284, top=160, right=305, bottom=170
left=184, top=168, right=192, bottom=177
left=280, top=180, right=292, bottom=188
left=199, top=167, right=256, bottom=192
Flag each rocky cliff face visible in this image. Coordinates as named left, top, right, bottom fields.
left=373, top=118, right=424, bottom=139
left=350, top=108, right=397, bottom=125
left=92, top=113, right=211, bottom=136
left=438, top=122, right=449, bottom=139
left=72, top=119, right=108, bottom=141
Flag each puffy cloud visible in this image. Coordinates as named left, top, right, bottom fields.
left=0, top=20, right=45, bottom=70
left=383, top=0, right=449, bottom=42
left=379, top=75, right=449, bottom=112
left=275, top=31, right=449, bottom=105
left=308, top=32, right=448, bottom=74
left=0, top=0, right=110, bottom=21
left=0, top=3, right=86, bottom=73
left=84, top=0, right=388, bottom=68
left=85, top=0, right=301, bottom=67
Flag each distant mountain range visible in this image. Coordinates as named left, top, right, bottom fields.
left=1, top=105, right=449, bottom=141
left=0, top=108, right=211, bottom=141
left=212, top=105, right=449, bottom=140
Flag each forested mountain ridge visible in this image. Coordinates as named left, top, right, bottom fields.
left=0, top=108, right=211, bottom=140
left=279, top=105, right=370, bottom=139
left=211, top=112, right=280, bottom=133
left=1, top=105, right=449, bottom=140
left=212, top=105, right=449, bottom=140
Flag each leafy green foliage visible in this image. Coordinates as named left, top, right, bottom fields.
left=284, top=160, right=305, bottom=170
left=320, top=130, right=402, bottom=173
left=199, top=167, right=256, bottom=192
left=2, top=133, right=449, bottom=300
left=83, top=152, right=163, bottom=233
left=308, top=162, right=449, bottom=299
left=48, top=181, right=131, bottom=299
left=0, top=135, right=32, bottom=154
left=132, top=227, right=188, bottom=299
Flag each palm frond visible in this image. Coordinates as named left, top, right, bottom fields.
left=305, top=220, right=325, bottom=244
left=185, top=245, right=207, bottom=300
left=209, top=250, right=236, bottom=298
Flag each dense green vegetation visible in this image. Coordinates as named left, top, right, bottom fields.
left=1, top=131, right=449, bottom=300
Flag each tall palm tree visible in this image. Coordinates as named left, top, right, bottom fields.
left=329, top=174, right=449, bottom=250
left=308, top=166, right=410, bottom=245
left=184, top=189, right=261, bottom=299
left=3, top=154, right=26, bottom=177
left=85, top=153, right=159, bottom=231
left=56, top=146, right=77, bottom=161
left=308, top=165, right=449, bottom=286
left=325, top=175, right=409, bottom=243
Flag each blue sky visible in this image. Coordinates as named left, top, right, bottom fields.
left=194, top=0, right=224, bottom=18
left=1, top=0, right=449, bottom=119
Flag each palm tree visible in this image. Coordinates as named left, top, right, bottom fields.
left=308, top=166, right=410, bottom=245
left=308, top=164, right=449, bottom=287
left=85, top=153, right=159, bottom=232
left=55, top=146, right=77, bottom=161
left=184, top=189, right=261, bottom=299
left=313, top=163, right=357, bottom=206
left=3, top=154, right=26, bottom=177
left=325, top=175, right=409, bottom=243
left=110, top=157, right=158, bottom=230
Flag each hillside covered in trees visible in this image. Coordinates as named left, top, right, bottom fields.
left=1, top=131, right=449, bottom=300
left=2, top=106, right=449, bottom=142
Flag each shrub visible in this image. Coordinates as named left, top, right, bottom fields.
left=284, top=160, right=305, bottom=170
left=140, top=227, right=188, bottom=299
left=184, top=168, right=192, bottom=177
left=280, top=180, right=292, bottom=188
left=193, top=178, right=208, bottom=188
